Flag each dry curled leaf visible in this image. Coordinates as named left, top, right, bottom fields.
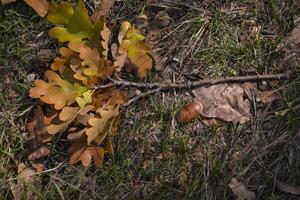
left=229, top=178, right=255, bottom=200
left=276, top=181, right=300, bottom=195
left=24, top=0, right=49, bottom=17
left=192, top=84, right=251, bottom=124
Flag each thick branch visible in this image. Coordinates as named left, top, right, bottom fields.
left=94, top=73, right=291, bottom=91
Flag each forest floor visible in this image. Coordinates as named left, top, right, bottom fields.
left=1, top=0, right=300, bottom=199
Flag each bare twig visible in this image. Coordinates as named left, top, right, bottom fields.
left=123, top=87, right=162, bottom=107
left=94, top=72, right=291, bottom=91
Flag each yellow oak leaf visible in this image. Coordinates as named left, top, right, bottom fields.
left=118, top=21, right=153, bottom=79
left=85, top=106, right=119, bottom=144
left=48, top=27, right=88, bottom=43
left=76, top=90, right=93, bottom=108
left=47, top=2, right=73, bottom=25
left=29, top=70, right=86, bottom=110
left=47, top=1, right=92, bottom=43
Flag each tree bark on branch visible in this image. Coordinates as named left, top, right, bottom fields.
left=95, top=72, right=291, bottom=91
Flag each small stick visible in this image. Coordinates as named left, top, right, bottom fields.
left=123, top=87, right=162, bottom=107
left=94, top=73, right=291, bottom=91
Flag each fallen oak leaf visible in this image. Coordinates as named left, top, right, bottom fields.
left=276, top=181, right=300, bottom=195
left=118, top=21, right=153, bottom=78
left=11, top=163, right=38, bottom=200
left=192, top=84, right=251, bottom=124
left=48, top=1, right=92, bottom=43
left=86, top=106, right=119, bottom=144
left=69, top=143, right=105, bottom=167
left=29, top=70, right=87, bottom=110
left=47, top=2, right=73, bottom=25
left=24, top=0, right=49, bottom=17
left=92, top=0, right=116, bottom=20
left=229, top=178, right=255, bottom=200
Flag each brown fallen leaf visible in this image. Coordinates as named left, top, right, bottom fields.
left=26, top=106, right=52, bottom=171
left=193, top=84, right=251, bottom=124
left=276, top=181, right=300, bottom=195
left=256, top=91, right=278, bottom=103
left=0, top=0, right=15, bottom=4
left=92, top=0, right=116, bottom=20
left=11, top=163, right=38, bottom=200
left=229, top=178, right=255, bottom=200
left=24, top=0, right=49, bottom=17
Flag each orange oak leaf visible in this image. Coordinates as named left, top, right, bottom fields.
left=69, top=143, right=105, bottom=167
left=29, top=70, right=87, bottom=110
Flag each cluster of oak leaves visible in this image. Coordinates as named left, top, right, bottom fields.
left=27, top=1, right=153, bottom=170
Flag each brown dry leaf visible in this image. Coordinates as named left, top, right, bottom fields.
left=11, top=163, right=38, bottom=200
left=276, top=181, right=300, bottom=195
left=92, top=0, right=116, bottom=20
left=192, top=84, right=251, bottom=124
left=69, top=143, right=105, bottom=167
left=256, top=91, right=278, bottom=103
left=229, top=178, right=255, bottom=200
left=26, top=106, right=52, bottom=171
left=0, top=0, right=15, bottom=4
left=28, top=146, right=49, bottom=161
left=24, top=0, right=49, bottom=17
